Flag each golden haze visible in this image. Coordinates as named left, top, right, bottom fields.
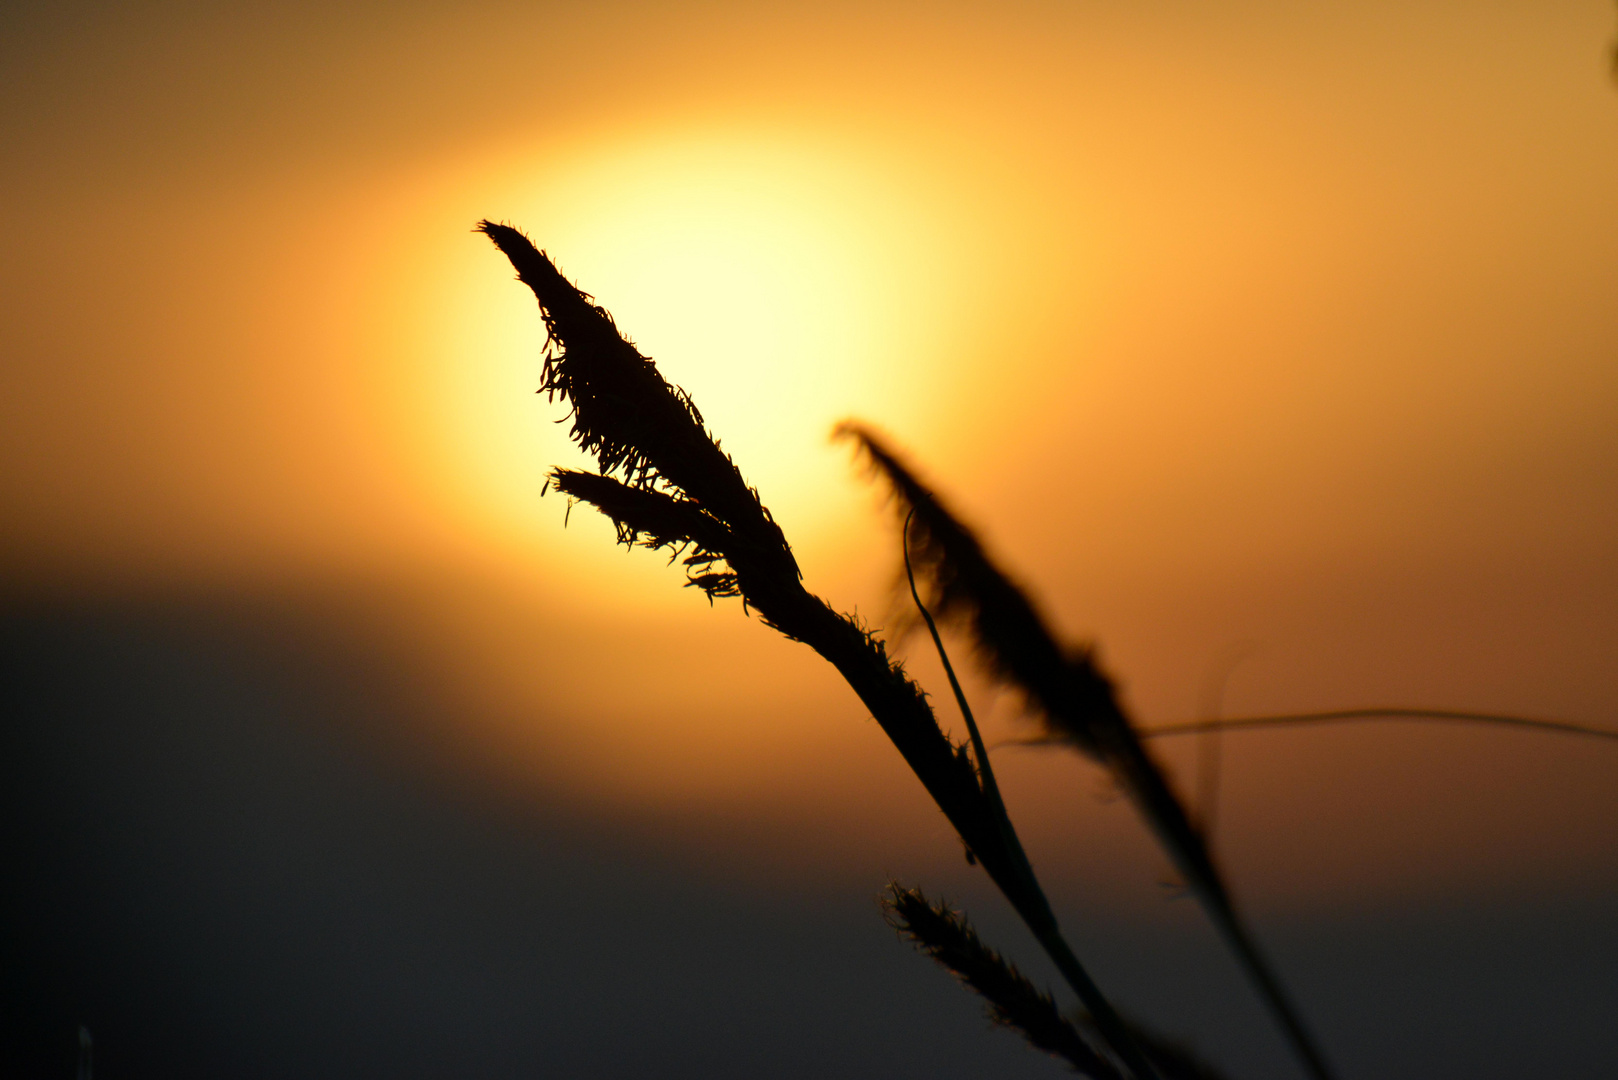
left=3, top=0, right=1617, bottom=906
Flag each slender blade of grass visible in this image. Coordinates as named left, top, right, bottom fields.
left=1141, top=708, right=1618, bottom=743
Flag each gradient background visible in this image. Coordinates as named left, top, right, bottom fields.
left=4, top=1, right=1618, bottom=1076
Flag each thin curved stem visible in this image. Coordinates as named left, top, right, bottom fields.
left=904, top=510, right=1001, bottom=811
left=1140, top=708, right=1618, bottom=743
left=902, top=511, right=1157, bottom=1080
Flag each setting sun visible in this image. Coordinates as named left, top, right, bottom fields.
left=376, top=127, right=1012, bottom=583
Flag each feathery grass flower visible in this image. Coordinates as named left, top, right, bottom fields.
left=479, top=221, right=1161, bottom=1079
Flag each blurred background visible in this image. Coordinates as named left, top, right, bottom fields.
left=4, top=1, right=1617, bottom=1076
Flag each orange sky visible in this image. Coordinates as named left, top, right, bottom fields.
left=4, top=0, right=1617, bottom=909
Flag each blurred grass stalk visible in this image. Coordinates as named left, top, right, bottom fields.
left=841, top=425, right=1336, bottom=1080
left=478, top=221, right=1160, bottom=1078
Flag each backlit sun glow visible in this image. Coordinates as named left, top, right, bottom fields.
left=379, top=128, right=1001, bottom=594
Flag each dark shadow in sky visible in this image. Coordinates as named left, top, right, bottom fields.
left=4, top=590, right=1615, bottom=1078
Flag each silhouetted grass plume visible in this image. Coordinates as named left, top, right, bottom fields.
left=839, top=424, right=1336, bottom=1080
left=478, top=221, right=1161, bottom=1079
left=883, top=883, right=1123, bottom=1079
left=884, top=884, right=1231, bottom=1080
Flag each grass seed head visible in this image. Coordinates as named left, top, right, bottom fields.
left=837, top=423, right=1120, bottom=755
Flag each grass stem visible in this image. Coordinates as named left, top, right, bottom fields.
left=904, top=510, right=1157, bottom=1079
